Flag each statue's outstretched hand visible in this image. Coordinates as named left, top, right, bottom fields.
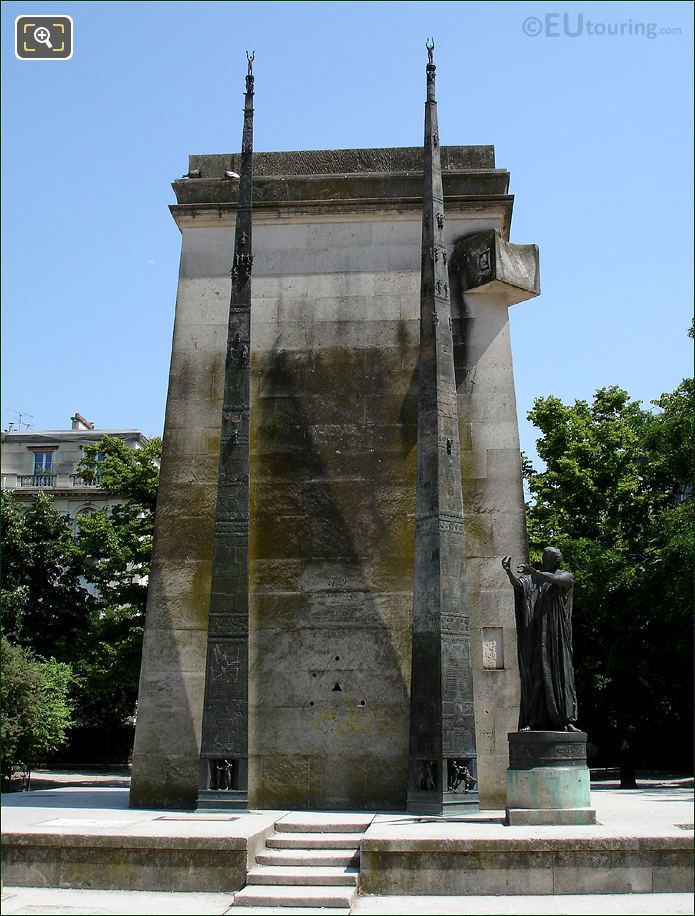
left=501, top=556, right=512, bottom=571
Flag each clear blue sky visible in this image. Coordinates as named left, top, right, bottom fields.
left=2, top=1, right=693, bottom=463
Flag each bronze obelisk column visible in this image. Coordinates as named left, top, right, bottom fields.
left=407, top=40, right=479, bottom=814
left=197, top=52, right=255, bottom=810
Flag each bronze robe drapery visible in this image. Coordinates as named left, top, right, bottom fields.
left=514, top=570, right=578, bottom=730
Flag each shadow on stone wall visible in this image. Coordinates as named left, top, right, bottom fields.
left=249, top=337, right=418, bottom=809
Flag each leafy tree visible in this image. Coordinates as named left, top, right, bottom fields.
left=0, top=491, right=94, bottom=657
left=1, top=637, right=73, bottom=781
left=74, top=435, right=160, bottom=614
left=78, top=434, right=160, bottom=511
left=524, top=381, right=694, bottom=770
left=68, top=436, right=161, bottom=747
left=1, top=435, right=161, bottom=764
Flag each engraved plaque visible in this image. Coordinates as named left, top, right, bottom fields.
left=441, top=615, right=470, bottom=636
left=482, top=627, right=504, bottom=670
left=443, top=642, right=471, bottom=697
left=201, top=706, right=247, bottom=757
left=206, top=640, right=247, bottom=700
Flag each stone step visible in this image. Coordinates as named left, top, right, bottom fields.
left=247, top=865, right=359, bottom=887
left=231, top=908, right=350, bottom=915
left=256, top=848, right=359, bottom=868
left=275, top=813, right=373, bottom=834
left=266, top=833, right=363, bottom=849
left=234, top=884, right=355, bottom=909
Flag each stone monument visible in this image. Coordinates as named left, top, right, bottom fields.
left=502, top=549, right=596, bottom=825
left=130, top=54, right=540, bottom=811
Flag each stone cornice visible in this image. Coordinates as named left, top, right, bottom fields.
left=172, top=169, right=509, bottom=208
left=169, top=146, right=513, bottom=236
left=170, top=195, right=514, bottom=239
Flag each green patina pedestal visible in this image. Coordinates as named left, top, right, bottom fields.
left=506, top=731, right=596, bottom=825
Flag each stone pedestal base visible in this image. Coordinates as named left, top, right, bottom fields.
left=197, top=789, right=248, bottom=811
left=406, top=790, right=479, bottom=816
left=506, top=731, right=596, bottom=826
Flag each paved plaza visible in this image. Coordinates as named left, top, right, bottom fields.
left=1, top=773, right=692, bottom=915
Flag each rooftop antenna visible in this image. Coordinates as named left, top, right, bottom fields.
left=7, top=409, right=34, bottom=431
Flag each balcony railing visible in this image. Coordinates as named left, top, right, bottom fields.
left=19, top=474, right=57, bottom=488
left=69, top=474, right=102, bottom=488
left=3, top=474, right=104, bottom=490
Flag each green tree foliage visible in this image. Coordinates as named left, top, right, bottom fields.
left=1, top=637, right=73, bottom=780
left=70, top=436, right=161, bottom=736
left=78, top=435, right=160, bottom=513
left=524, top=381, right=694, bottom=768
left=76, top=435, right=160, bottom=613
left=1, top=436, right=160, bottom=763
left=0, top=491, right=94, bottom=656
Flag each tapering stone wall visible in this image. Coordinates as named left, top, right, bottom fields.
left=130, top=148, right=528, bottom=810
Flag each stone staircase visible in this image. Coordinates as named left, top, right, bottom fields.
left=233, top=812, right=373, bottom=912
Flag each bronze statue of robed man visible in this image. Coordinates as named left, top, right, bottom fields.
left=502, top=547, right=580, bottom=733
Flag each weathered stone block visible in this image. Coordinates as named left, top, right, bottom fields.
left=139, top=627, right=208, bottom=676
left=652, top=864, right=695, bottom=892
left=129, top=753, right=199, bottom=810
left=149, top=514, right=215, bottom=563
left=464, top=513, right=495, bottom=557
left=552, top=861, right=652, bottom=894
left=160, top=426, right=221, bottom=459
left=1, top=832, right=256, bottom=892
left=255, top=754, right=310, bottom=808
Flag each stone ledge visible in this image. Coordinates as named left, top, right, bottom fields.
left=360, top=834, right=694, bottom=853
left=173, top=171, right=510, bottom=208
left=187, top=147, right=497, bottom=179
left=358, top=836, right=694, bottom=896
left=1, top=816, right=277, bottom=893
left=1, top=831, right=247, bottom=850
left=1, top=838, right=247, bottom=892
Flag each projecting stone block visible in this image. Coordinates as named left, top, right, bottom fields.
left=457, top=229, right=540, bottom=305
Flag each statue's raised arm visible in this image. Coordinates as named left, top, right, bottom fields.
left=502, top=555, right=523, bottom=591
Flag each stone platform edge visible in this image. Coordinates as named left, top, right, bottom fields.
left=358, top=833, right=694, bottom=896
left=3, top=818, right=692, bottom=897
left=0, top=815, right=277, bottom=893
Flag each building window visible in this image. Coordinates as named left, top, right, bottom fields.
left=90, top=452, right=105, bottom=484
left=33, top=452, right=54, bottom=474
